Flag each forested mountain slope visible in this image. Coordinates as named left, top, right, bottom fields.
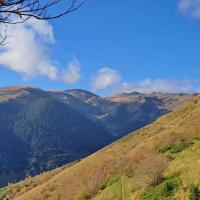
left=0, top=86, right=112, bottom=186
left=0, top=86, right=195, bottom=187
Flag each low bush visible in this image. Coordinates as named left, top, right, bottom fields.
left=100, top=176, right=120, bottom=190
left=159, top=146, right=172, bottom=154
left=140, top=177, right=178, bottom=200
left=125, top=169, right=134, bottom=178
left=193, top=136, right=200, bottom=142
left=189, top=185, right=200, bottom=200
left=166, top=154, right=175, bottom=161
left=134, top=155, right=168, bottom=188
left=159, top=139, right=194, bottom=154
left=155, top=127, right=165, bottom=134
left=75, top=190, right=92, bottom=200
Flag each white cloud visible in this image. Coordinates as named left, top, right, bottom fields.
left=90, top=68, right=197, bottom=94
left=178, top=0, right=200, bottom=18
left=0, top=19, right=57, bottom=80
left=26, top=19, right=55, bottom=42
left=120, top=79, right=197, bottom=94
left=60, top=58, right=81, bottom=84
left=92, top=67, right=121, bottom=90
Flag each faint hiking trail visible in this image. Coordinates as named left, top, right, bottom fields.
left=120, top=175, right=125, bottom=200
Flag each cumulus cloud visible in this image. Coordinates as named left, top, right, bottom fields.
left=91, top=67, right=200, bottom=94
left=120, top=79, right=198, bottom=94
left=60, top=58, right=81, bottom=84
left=0, top=19, right=57, bottom=80
left=92, top=67, right=121, bottom=90
left=178, top=0, right=200, bottom=18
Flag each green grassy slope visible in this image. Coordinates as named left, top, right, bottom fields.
left=2, top=95, right=200, bottom=200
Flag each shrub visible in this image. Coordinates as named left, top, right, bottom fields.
left=193, top=137, right=200, bottom=142
left=166, top=154, right=175, bottom=161
left=99, top=182, right=107, bottom=191
left=125, top=169, right=134, bottom=178
left=134, top=155, right=168, bottom=188
left=159, top=139, right=194, bottom=154
left=155, top=127, right=165, bottom=134
left=140, top=177, right=178, bottom=200
left=189, top=185, right=200, bottom=200
left=159, top=146, right=172, bottom=154
left=170, top=140, right=194, bottom=154
left=75, top=190, right=92, bottom=200
left=100, top=176, right=120, bottom=190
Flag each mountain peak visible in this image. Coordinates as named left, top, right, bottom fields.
left=129, top=91, right=144, bottom=95
left=0, top=86, right=32, bottom=102
left=0, top=85, right=32, bottom=91
left=4, top=94, right=200, bottom=200
left=64, top=89, right=100, bottom=101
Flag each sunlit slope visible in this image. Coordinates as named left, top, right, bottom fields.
left=2, top=95, right=200, bottom=200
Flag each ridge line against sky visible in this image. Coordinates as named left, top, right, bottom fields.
left=0, top=0, right=200, bottom=95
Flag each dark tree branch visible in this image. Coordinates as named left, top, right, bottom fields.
left=0, top=25, right=9, bottom=45
left=0, top=0, right=84, bottom=44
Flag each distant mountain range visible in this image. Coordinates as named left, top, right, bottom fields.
left=52, top=88, right=196, bottom=137
left=0, top=86, right=196, bottom=186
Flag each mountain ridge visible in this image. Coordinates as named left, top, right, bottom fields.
left=2, top=94, right=200, bottom=200
left=0, top=86, right=197, bottom=187
left=0, top=86, right=112, bottom=187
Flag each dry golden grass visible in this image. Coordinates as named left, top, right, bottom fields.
left=2, top=164, right=73, bottom=200
left=107, top=92, right=194, bottom=110
left=134, top=154, right=168, bottom=188
left=2, top=95, right=200, bottom=200
left=0, top=86, right=31, bottom=102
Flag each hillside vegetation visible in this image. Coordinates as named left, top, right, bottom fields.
left=2, top=95, right=200, bottom=200
left=0, top=86, right=193, bottom=186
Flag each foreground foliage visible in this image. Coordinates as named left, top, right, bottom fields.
left=159, top=139, right=194, bottom=154
left=141, top=177, right=178, bottom=200
left=189, top=185, right=200, bottom=200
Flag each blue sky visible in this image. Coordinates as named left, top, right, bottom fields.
left=0, top=0, right=200, bottom=95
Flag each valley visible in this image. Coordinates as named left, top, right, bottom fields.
left=1, top=89, right=200, bottom=199
left=0, top=86, right=195, bottom=186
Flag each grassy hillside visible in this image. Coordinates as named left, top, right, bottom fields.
left=0, top=86, right=193, bottom=187
left=2, top=95, right=200, bottom=200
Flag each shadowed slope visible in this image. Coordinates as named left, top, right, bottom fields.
left=53, top=89, right=195, bottom=137
left=0, top=87, right=112, bottom=187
